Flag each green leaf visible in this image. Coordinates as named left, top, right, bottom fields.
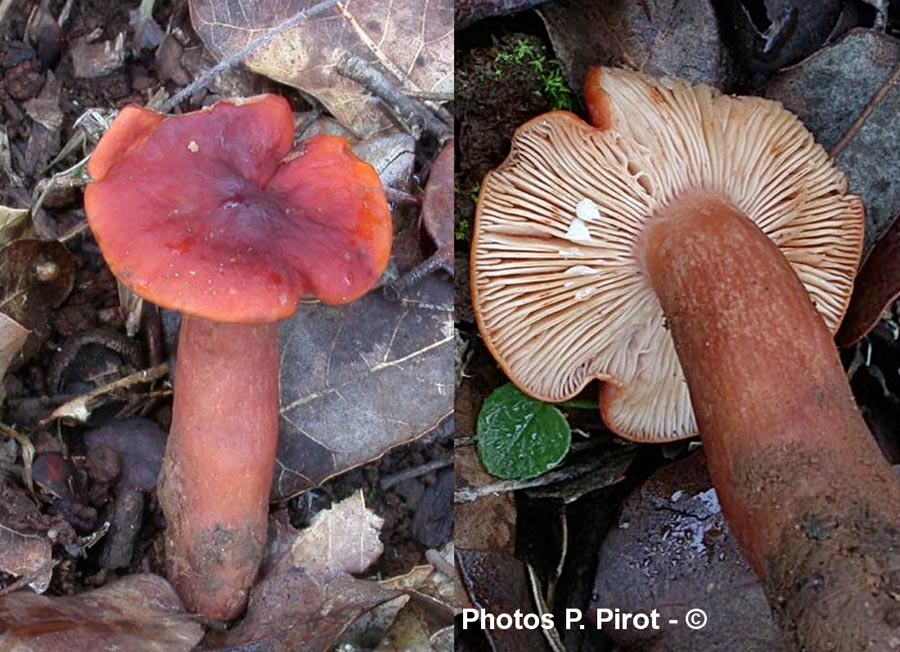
left=477, top=383, right=571, bottom=480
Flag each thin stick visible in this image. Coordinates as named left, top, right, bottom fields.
left=41, top=363, right=169, bottom=425
left=406, top=91, right=453, bottom=102
left=337, top=55, right=449, bottom=140
left=381, top=457, right=451, bottom=490
left=161, top=0, right=340, bottom=113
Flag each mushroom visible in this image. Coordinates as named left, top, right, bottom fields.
left=471, top=68, right=900, bottom=649
left=84, top=95, right=392, bottom=621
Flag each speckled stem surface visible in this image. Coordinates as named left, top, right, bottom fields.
left=158, top=316, right=279, bottom=622
left=641, top=191, right=900, bottom=651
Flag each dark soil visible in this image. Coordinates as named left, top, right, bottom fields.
left=455, top=18, right=576, bottom=244
left=0, top=0, right=452, bottom=616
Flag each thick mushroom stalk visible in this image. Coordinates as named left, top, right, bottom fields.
left=159, top=318, right=279, bottom=620
left=84, top=96, right=392, bottom=621
left=640, top=192, right=900, bottom=649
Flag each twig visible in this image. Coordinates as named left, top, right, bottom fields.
left=40, top=363, right=169, bottom=425
left=160, top=0, right=340, bottom=112
left=405, top=91, right=454, bottom=102
left=454, top=455, right=626, bottom=504
left=337, top=55, right=450, bottom=140
left=380, top=457, right=451, bottom=490
left=57, top=0, right=76, bottom=27
left=79, top=521, right=110, bottom=551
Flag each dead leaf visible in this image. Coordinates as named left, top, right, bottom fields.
left=455, top=446, right=516, bottom=555
left=0, top=312, right=29, bottom=401
left=129, top=6, right=165, bottom=53
left=70, top=32, right=126, bottom=78
left=416, top=140, right=454, bottom=277
left=189, top=0, right=453, bottom=137
left=590, top=452, right=785, bottom=652
left=0, top=239, right=76, bottom=364
left=353, top=131, right=416, bottom=192
left=456, top=0, right=553, bottom=29
left=381, top=561, right=456, bottom=613
left=275, top=276, right=453, bottom=499
left=276, top=491, right=384, bottom=576
left=766, top=29, right=900, bottom=252
left=718, top=0, right=843, bottom=73
left=0, top=524, right=51, bottom=593
left=23, top=72, right=62, bottom=177
left=456, top=549, right=554, bottom=652
left=0, top=477, right=53, bottom=593
left=838, top=212, right=900, bottom=347
left=205, top=570, right=402, bottom=652
left=373, top=601, right=432, bottom=652
left=539, top=0, right=728, bottom=93
left=0, top=574, right=204, bottom=651
left=209, top=493, right=400, bottom=651
left=0, top=206, right=31, bottom=245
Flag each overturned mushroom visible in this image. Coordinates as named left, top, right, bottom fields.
left=85, top=96, right=392, bottom=621
left=472, top=68, right=900, bottom=650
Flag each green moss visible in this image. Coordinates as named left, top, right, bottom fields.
left=492, top=38, right=574, bottom=111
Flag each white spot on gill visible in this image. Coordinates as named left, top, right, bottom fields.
left=574, top=288, right=594, bottom=301
left=557, top=248, right=586, bottom=258
left=564, top=218, right=592, bottom=243
left=575, top=198, right=602, bottom=223
left=564, top=265, right=598, bottom=276
left=187, top=141, right=199, bottom=153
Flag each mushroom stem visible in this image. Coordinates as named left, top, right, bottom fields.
left=158, top=316, right=279, bottom=622
left=640, top=190, right=900, bottom=650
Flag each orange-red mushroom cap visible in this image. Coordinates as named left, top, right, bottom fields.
left=85, top=95, right=392, bottom=323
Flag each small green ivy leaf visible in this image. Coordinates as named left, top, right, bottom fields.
left=477, top=383, right=571, bottom=480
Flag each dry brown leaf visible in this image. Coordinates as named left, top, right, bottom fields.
left=0, top=206, right=30, bottom=246
left=280, top=490, right=384, bottom=576
left=456, top=549, right=554, bottom=652
left=0, top=239, right=76, bottom=364
left=0, top=312, right=29, bottom=399
left=0, top=479, right=53, bottom=593
left=275, top=275, right=453, bottom=498
left=382, top=564, right=448, bottom=600
left=208, top=494, right=396, bottom=651
left=0, top=574, right=203, bottom=651
left=189, top=0, right=453, bottom=137
left=454, top=446, right=516, bottom=554
left=353, top=131, right=416, bottom=191
left=206, top=570, right=402, bottom=652
left=0, top=523, right=51, bottom=593
left=373, top=601, right=432, bottom=652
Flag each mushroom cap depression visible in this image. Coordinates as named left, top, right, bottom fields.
left=85, top=95, right=392, bottom=323
left=471, top=67, right=863, bottom=442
